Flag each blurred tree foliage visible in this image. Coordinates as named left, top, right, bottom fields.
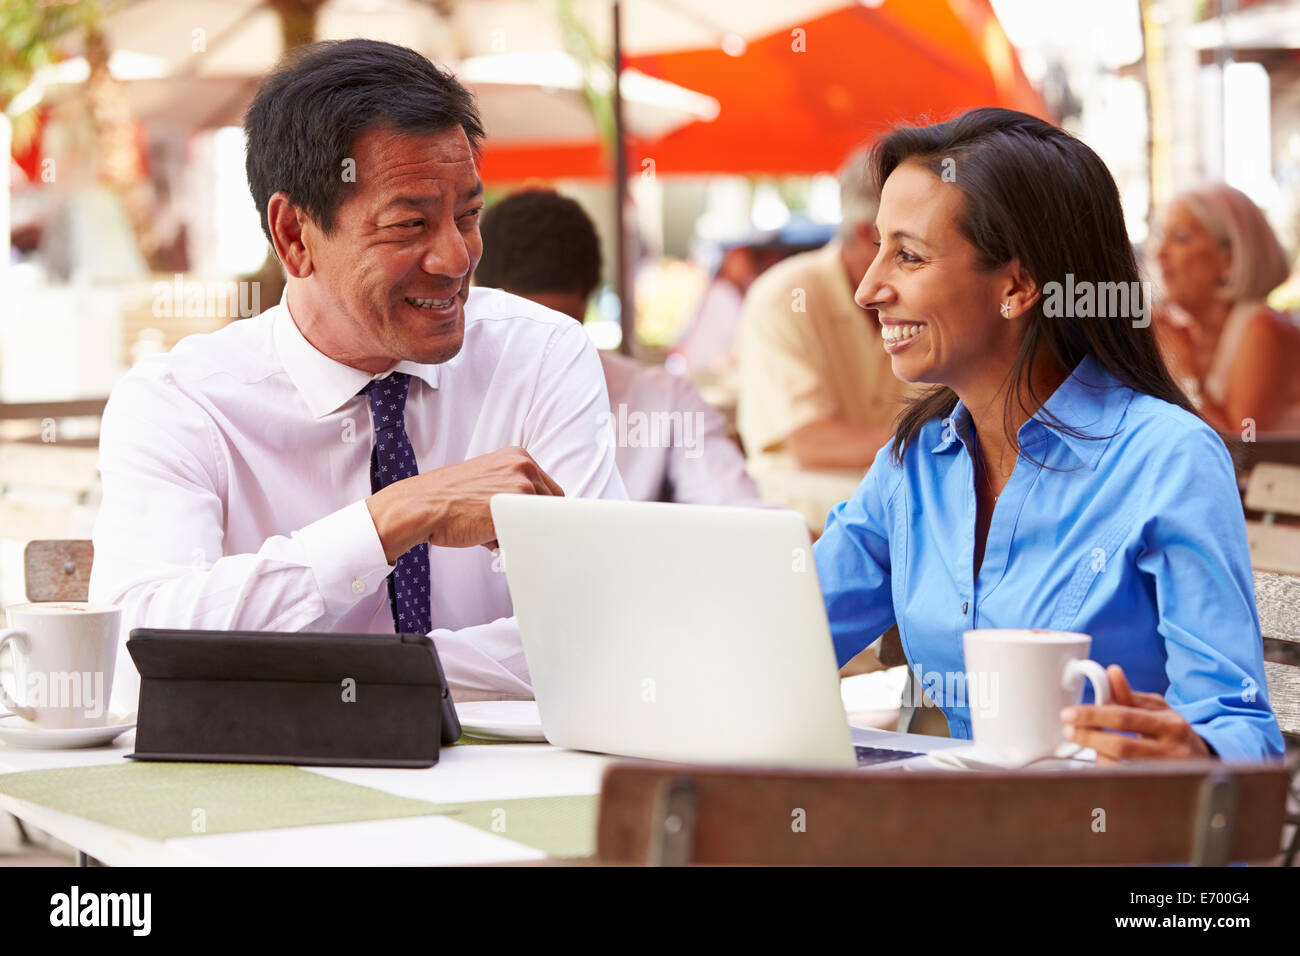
left=0, top=0, right=113, bottom=151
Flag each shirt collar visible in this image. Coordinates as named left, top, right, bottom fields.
left=929, top=353, right=1132, bottom=470
left=272, top=296, right=441, bottom=420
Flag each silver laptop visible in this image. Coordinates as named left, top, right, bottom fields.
left=489, top=495, right=925, bottom=770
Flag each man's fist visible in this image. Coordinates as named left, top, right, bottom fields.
left=367, top=446, right=563, bottom=561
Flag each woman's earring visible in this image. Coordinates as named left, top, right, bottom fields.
left=1000, top=301, right=1012, bottom=317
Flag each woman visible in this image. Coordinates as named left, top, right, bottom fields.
left=1153, top=182, right=1300, bottom=434
left=814, top=108, right=1282, bottom=761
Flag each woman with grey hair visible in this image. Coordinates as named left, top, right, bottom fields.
left=1154, top=182, right=1300, bottom=434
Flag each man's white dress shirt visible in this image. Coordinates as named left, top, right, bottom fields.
left=89, top=287, right=626, bottom=712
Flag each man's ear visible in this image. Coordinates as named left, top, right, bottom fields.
left=267, top=192, right=312, bottom=279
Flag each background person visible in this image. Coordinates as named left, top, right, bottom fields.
left=735, top=146, right=919, bottom=530
left=1153, top=181, right=1300, bottom=435
left=89, top=40, right=626, bottom=709
left=815, top=108, right=1282, bottom=761
left=474, top=189, right=769, bottom=507
left=670, top=244, right=763, bottom=379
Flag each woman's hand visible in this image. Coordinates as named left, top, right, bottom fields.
left=1061, top=665, right=1211, bottom=762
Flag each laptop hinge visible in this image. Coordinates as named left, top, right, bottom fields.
left=1191, top=771, right=1237, bottom=866
left=649, top=777, right=697, bottom=866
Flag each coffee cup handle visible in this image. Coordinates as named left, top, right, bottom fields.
left=1063, top=658, right=1111, bottom=707
left=0, top=629, right=36, bottom=722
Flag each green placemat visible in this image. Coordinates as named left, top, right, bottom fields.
left=0, top=763, right=595, bottom=857
left=0, top=763, right=443, bottom=840
left=431, top=795, right=597, bottom=858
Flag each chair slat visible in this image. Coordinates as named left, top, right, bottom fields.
left=0, top=400, right=107, bottom=421
left=596, top=762, right=1288, bottom=866
left=23, top=540, right=94, bottom=603
left=1245, top=463, right=1300, bottom=516
left=1246, top=523, right=1300, bottom=575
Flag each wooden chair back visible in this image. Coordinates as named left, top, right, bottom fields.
left=596, top=761, right=1289, bottom=866
left=22, top=540, right=94, bottom=603
left=1244, top=462, right=1300, bottom=575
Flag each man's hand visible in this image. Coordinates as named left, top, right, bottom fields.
left=1061, top=664, right=1211, bottom=762
left=366, top=446, right=563, bottom=562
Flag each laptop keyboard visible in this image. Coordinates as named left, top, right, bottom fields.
left=855, top=745, right=924, bottom=767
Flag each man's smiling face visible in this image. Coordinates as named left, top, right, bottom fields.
left=297, top=124, right=484, bottom=370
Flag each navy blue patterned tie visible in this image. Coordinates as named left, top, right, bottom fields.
left=362, top=372, right=431, bottom=635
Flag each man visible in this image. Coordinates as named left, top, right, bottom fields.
left=474, top=189, right=768, bottom=507
left=89, top=40, right=625, bottom=709
left=736, top=147, right=916, bottom=530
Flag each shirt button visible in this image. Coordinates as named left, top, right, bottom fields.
left=961, top=601, right=969, bottom=614
left=351, top=579, right=367, bottom=595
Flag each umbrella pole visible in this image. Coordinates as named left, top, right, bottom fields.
left=613, top=0, right=634, bottom=356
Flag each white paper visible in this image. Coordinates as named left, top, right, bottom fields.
left=306, top=744, right=613, bottom=804
left=167, top=815, right=545, bottom=866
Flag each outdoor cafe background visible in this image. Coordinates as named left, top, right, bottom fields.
left=1, top=0, right=1299, bottom=716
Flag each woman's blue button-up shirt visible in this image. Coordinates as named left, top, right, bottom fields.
left=813, top=353, right=1284, bottom=760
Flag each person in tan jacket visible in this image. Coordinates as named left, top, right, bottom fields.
left=737, top=147, right=918, bottom=532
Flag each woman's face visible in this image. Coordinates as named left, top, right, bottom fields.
left=855, top=160, right=1019, bottom=395
left=1155, top=201, right=1232, bottom=311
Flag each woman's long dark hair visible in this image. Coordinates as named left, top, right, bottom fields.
left=874, top=108, right=1196, bottom=465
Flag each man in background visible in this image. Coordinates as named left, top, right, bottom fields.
left=736, top=147, right=917, bottom=531
left=475, top=189, right=769, bottom=508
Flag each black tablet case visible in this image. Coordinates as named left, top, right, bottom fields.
left=126, top=629, right=461, bottom=768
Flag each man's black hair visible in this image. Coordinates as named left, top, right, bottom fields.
left=244, top=38, right=484, bottom=248
left=474, top=190, right=603, bottom=299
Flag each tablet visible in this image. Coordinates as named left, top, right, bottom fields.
left=126, top=629, right=461, bottom=768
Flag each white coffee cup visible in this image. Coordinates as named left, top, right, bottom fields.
left=963, top=628, right=1111, bottom=764
left=0, top=602, right=120, bottom=729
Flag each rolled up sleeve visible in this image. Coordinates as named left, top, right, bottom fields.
left=1135, top=427, right=1285, bottom=760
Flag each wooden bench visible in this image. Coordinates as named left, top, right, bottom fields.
left=595, top=761, right=1288, bottom=865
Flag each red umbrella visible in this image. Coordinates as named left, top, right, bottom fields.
left=478, top=0, right=1048, bottom=180
left=477, top=0, right=1047, bottom=352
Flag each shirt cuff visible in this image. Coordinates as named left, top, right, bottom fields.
left=292, top=499, right=394, bottom=617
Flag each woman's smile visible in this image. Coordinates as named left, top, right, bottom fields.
left=880, top=320, right=927, bottom=353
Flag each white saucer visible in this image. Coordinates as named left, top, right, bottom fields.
left=926, top=742, right=1094, bottom=771
left=455, top=700, right=547, bottom=742
left=0, top=714, right=136, bottom=750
